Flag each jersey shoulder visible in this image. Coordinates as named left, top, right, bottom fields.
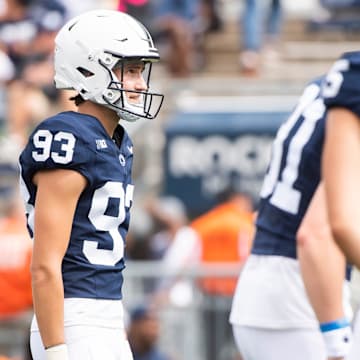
left=342, top=50, right=360, bottom=65
left=306, top=75, right=325, bottom=89
left=322, top=51, right=360, bottom=117
left=19, top=112, right=106, bottom=183
left=38, top=111, right=100, bottom=138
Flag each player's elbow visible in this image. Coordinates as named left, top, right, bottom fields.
left=330, top=218, right=356, bottom=255
left=296, top=223, right=316, bottom=249
left=296, top=227, right=309, bottom=248
left=330, top=220, right=349, bottom=242
left=31, top=261, right=61, bottom=287
left=296, top=221, right=330, bottom=251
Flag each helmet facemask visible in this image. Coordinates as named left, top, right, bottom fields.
left=100, top=55, right=164, bottom=122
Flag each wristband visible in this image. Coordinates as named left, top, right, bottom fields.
left=320, top=318, right=352, bottom=358
left=45, top=344, right=69, bottom=360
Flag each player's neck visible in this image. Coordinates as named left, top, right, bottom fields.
left=77, top=102, right=119, bottom=137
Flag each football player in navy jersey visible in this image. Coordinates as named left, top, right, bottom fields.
left=319, top=51, right=360, bottom=360
left=229, top=77, right=353, bottom=360
left=19, top=9, right=163, bottom=360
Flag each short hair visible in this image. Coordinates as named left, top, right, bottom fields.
left=69, top=94, right=85, bottom=106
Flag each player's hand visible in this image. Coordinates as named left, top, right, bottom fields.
left=328, top=357, right=344, bottom=360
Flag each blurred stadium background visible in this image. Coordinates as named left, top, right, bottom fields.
left=1, top=0, right=360, bottom=359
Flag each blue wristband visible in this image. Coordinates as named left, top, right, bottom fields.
left=320, top=318, right=350, bottom=332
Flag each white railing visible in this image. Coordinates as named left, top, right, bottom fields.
left=0, top=262, right=242, bottom=360
left=123, top=261, right=243, bottom=360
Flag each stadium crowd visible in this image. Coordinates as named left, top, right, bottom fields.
left=1, top=1, right=360, bottom=360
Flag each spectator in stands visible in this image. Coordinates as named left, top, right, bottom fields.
left=0, top=136, right=32, bottom=318
left=308, top=0, right=360, bottom=34
left=201, top=0, right=222, bottom=32
left=126, top=195, right=188, bottom=261
left=125, top=196, right=188, bottom=296
left=144, top=196, right=188, bottom=260
left=0, top=190, right=33, bottom=359
left=0, top=0, right=67, bottom=144
left=160, top=188, right=254, bottom=294
left=0, top=192, right=32, bottom=318
left=118, top=0, right=203, bottom=77
left=239, top=0, right=283, bottom=75
left=157, top=187, right=254, bottom=360
left=127, top=304, right=170, bottom=360
left=57, top=0, right=98, bottom=20
left=190, top=188, right=254, bottom=297
left=117, top=0, right=150, bottom=15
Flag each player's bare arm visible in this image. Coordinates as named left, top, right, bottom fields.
left=297, top=184, right=351, bottom=360
left=297, top=183, right=346, bottom=322
left=31, top=169, right=86, bottom=348
left=323, top=108, right=360, bottom=268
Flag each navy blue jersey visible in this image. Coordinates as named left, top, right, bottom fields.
left=19, top=111, right=134, bottom=300
left=322, top=51, right=360, bottom=117
left=252, top=79, right=325, bottom=259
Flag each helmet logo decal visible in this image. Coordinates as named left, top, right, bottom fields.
left=95, top=139, right=107, bottom=150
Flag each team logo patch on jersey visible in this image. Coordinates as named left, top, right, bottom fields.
left=119, top=154, right=126, bottom=166
left=127, top=145, right=133, bottom=154
left=96, top=139, right=108, bottom=149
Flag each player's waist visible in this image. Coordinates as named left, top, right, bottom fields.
left=31, top=298, right=126, bottom=331
left=251, top=227, right=296, bottom=259
left=62, top=265, right=125, bottom=300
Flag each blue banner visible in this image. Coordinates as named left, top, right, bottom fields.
left=163, top=110, right=289, bottom=217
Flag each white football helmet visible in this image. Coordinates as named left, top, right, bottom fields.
left=54, top=9, right=164, bottom=122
